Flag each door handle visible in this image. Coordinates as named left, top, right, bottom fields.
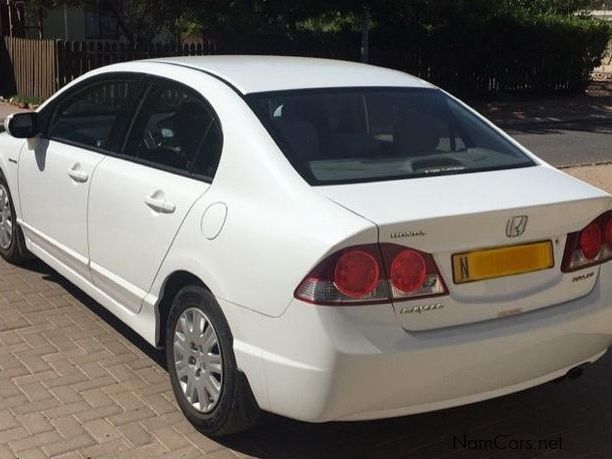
left=67, top=164, right=89, bottom=183
left=144, top=194, right=176, bottom=214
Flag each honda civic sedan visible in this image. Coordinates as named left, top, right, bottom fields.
left=1, top=56, right=611, bottom=436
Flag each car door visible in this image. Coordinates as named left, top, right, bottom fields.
left=18, top=76, right=143, bottom=280
left=88, top=77, right=223, bottom=313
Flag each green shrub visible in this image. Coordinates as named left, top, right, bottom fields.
left=371, top=13, right=612, bottom=97
left=8, top=94, right=45, bottom=107
left=218, top=11, right=611, bottom=97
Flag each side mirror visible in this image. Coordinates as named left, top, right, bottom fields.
left=4, top=112, right=39, bottom=139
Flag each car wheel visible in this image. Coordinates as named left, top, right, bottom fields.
left=0, top=173, right=31, bottom=264
left=166, top=285, right=261, bottom=436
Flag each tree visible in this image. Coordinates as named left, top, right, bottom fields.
left=27, top=0, right=187, bottom=44
left=28, top=0, right=602, bottom=48
left=90, top=0, right=176, bottom=44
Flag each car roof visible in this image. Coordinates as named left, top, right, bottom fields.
left=145, top=55, right=434, bottom=94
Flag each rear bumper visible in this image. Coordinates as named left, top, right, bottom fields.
left=223, top=263, right=612, bottom=422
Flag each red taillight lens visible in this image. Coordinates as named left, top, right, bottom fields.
left=390, top=250, right=426, bottom=293
left=380, top=244, right=448, bottom=300
left=562, top=211, right=612, bottom=272
left=294, top=244, right=390, bottom=305
left=334, top=250, right=380, bottom=298
left=579, top=222, right=602, bottom=260
left=295, top=243, right=448, bottom=305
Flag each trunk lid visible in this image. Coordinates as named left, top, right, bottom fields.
left=319, top=166, right=611, bottom=330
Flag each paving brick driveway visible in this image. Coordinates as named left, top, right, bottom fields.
left=1, top=259, right=612, bottom=459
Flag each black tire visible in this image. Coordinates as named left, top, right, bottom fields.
left=0, top=172, right=32, bottom=264
left=165, top=285, right=261, bottom=436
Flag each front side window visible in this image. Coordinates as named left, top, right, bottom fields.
left=124, top=81, right=222, bottom=178
left=46, top=79, right=141, bottom=152
left=248, top=88, right=535, bottom=185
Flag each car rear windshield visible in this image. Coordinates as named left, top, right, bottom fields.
left=247, top=88, right=535, bottom=185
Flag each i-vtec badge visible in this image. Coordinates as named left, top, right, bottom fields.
left=400, top=303, right=444, bottom=315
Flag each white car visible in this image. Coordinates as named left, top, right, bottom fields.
left=1, top=56, right=611, bottom=436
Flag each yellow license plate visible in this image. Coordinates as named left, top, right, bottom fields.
left=452, top=241, right=554, bottom=284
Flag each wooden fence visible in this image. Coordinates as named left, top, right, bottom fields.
left=0, top=37, right=57, bottom=100
left=0, top=36, right=215, bottom=100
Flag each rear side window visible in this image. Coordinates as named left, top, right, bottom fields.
left=46, top=79, right=141, bottom=152
left=124, top=81, right=222, bottom=179
left=247, top=88, right=534, bottom=185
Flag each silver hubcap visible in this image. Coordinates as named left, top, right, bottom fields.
left=0, top=185, right=13, bottom=250
left=173, top=307, right=223, bottom=413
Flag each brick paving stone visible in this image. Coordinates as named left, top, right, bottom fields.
left=0, top=394, right=28, bottom=410
left=72, top=375, right=117, bottom=392
left=45, top=358, right=82, bottom=377
left=74, top=405, right=123, bottom=424
left=105, top=363, right=139, bottom=382
left=0, top=445, right=17, bottom=459
left=110, top=392, right=146, bottom=411
left=83, top=419, right=123, bottom=443
left=16, top=413, right=53, bottom=435
left=78, top=361, right=108, bottom=379
left=12, top=398, right=61, bottom=416
left=0, top=371, right=30, bottom=389
left=117, top=422, right=154, bottom=447
left=50, top=386, right=84, bottom=404
left=13, top=370, right=57, bottom=387
left=0, top=426, right=29, bottom=444
left=51, top=415, right=87, bottom=438
left=13, top=448, right=47, bottom=459
left=43, top=373, right=89, bottom=389
left=42, top=433, right=96, bottom=457
left=155, top=445, right=204, bottom=459
left=54, top=453, right=84, bottom=459
left=21, top=382, right=57, bottom=402
left=139, top=412, right=184, bottom=432
left=102, top=380, right=149, bottom=396
left=185, top=430, right=225, bottom=454
left=8, top=429, right=62, bottom=452
left=0, top=382, right=21, bottom=399
left=118, top=443, right=168, bottom=459
left=79, top=438, right=131, bottom=458
left=150, top=426, right=186, bottom=451
left=206, top=450, right=242, bottom=459
left=107, top=407, right=156, bottom=427
left=142, top=394, right=177, bottom=415
left=0, top=410, right=19, bottom=431
left=43, top=401, right=91, bottom=420
left=80, top=389, right=115, bottom=408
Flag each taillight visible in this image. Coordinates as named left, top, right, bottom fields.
left=562, top=211, right=612, bottom=272
left=295, top=243, right=447, bottom=306
left=379, top=245, right=447, bottom=300
left=390, top=250, right=426, bottom=293
left=334, top=250, right=380, bottom=298
left=294, top=244, right=389, bottom=305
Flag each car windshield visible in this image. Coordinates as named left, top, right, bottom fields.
left=247, top=88, right=535, bottom=185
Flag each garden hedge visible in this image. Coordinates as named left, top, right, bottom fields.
left=219, top=13, right=611, bottom=97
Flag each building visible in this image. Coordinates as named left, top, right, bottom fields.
left=0, top=0, right=27, bottom=37
left=42, top=4, right=119, bottom=40
left=0, top=1, right=134, bottom=41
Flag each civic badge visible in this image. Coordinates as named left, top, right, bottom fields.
left=506, top=216, right=528, bottom=238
